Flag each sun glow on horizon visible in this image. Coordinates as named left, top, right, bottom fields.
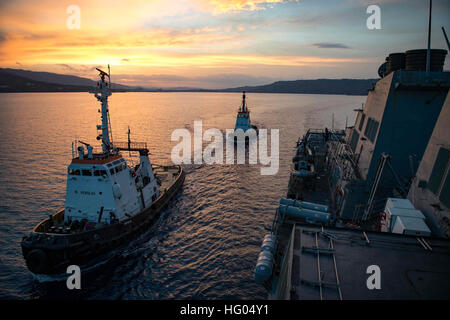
left=0, top=0, right=448, bottom=88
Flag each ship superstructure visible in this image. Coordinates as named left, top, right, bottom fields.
left=407, top=93, right=450, bottom=237
left=335, top=66, right=450, bottom=224
left=253, top=43, right=450, bottom=299
left=65, top=68, right=159, bottom=224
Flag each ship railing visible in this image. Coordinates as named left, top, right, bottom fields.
left=365, top=197, right=390, bottom=221
left=71, top=140, right=109, bottom=159
left=328, top=144, right=358, bottom=181
left=304, top=128, right=346, bottom=138
left=327, top=134, right=360, bottom=180
left=306, top=128, right=325, bottom=134
left=113, top=141, right=148, bottom=152
left=351, top=204, right=366, bottom=223
left=352, top=197, right=390, bottom=224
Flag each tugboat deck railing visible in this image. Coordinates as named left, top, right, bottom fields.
left=71, top=140, right=149, bottom=161
left=113, top=141, right=148, bottom=150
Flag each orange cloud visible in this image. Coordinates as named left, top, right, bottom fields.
left=0, top=0, right=304, bottom=68
left=0, top=0, right=373, bottom=86
left=202, top=0, right=296, bottom=13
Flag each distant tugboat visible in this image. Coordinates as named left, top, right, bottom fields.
left=21, top=67, right=185, bottom=275
left=234, top=91, right=258, bottom=143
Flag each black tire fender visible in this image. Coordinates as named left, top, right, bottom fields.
left=26, top=249, right=48, bottom=274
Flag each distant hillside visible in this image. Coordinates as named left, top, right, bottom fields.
left=0, top=67, right=377, bottom=95
left=0, top=69, right=97, bottom=92
left=222, top=79, right=378, bottom=95
left=0, top=68, right=136, bottom=92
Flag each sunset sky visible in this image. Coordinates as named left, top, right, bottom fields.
left=0, top=0, right=449, bottom=88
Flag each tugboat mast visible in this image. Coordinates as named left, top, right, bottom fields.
left=94, top=67, right=113, bottom=154
left=241, top=91, right=247, bottom=113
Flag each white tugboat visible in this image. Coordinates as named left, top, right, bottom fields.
left=21, top=67, right=185, bottom=275
left=233, top=91, right=258, bottom=144
left=234, top=91, right=258, bottom=133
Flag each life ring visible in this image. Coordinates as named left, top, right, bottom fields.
left=26, top=249, right=48, bottom=274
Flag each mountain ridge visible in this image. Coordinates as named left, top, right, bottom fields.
left=0, top=68, right=377, bottom=95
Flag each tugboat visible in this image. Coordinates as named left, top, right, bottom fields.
left=233, top=91, right=258, bottom=143
left=21, top=67, right=185, bottom=275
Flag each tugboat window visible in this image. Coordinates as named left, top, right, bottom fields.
left=94, top=170, right=107, bottom=176
left=82, top=169, right=92, bottom=176
left=69, top=169, right=80, bottom=175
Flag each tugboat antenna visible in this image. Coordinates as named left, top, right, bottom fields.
left=127, top=126, right=132, bottom=158
left=108, top=64, right=111, bottom=91
left=127, top=126, right=131, bottom=149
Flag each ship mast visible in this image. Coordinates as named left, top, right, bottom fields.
left=94, top=67, right=113, bottom=154
left=241, top=91, right=247, bottom=113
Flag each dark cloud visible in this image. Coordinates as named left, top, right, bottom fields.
left=58, top=64, right=76, bottom=71
left=313, top=42, right=351, bottom=49
left=54, top=64, right=104, bottom=78
left=194, top=74, right=276, bottom=87
left=115, top=74, right=189, bottom=82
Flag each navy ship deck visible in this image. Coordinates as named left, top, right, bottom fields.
left=270, top=223, right=450, bottom=300
left=266, top=127, right=450, bottom=299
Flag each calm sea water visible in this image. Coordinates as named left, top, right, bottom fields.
left=0, top=92, right=363, bottom=299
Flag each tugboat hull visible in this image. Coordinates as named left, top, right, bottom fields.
left=21, top=165, right=185, bottom=275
